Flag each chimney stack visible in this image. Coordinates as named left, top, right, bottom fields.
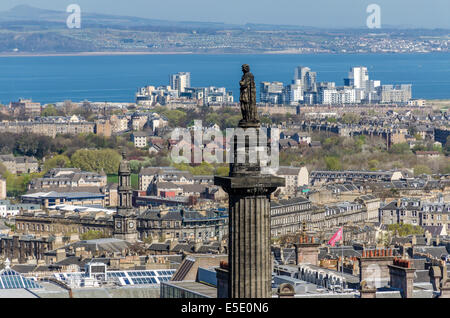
left=388, top=258, right=416, bottom=298
left=56, top=249, right=66, bottom=263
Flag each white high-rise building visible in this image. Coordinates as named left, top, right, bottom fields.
left=260, top=81, right=284, bottom=104
left=348, top=67, right=369, bottom=90
left=283, top=80, right=304, bottom=105
left=294, top=66, right=316, bottom=92
left=319, top=87, right=356, bottom=105
left=170, top=72, right=191, bottom=93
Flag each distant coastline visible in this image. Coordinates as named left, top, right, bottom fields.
left=0, top=51, right=448, bottom=58
left=0, top=51, right=195, bottom=58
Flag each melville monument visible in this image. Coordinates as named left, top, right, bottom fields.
left=214, top=64, right=285, bottom=298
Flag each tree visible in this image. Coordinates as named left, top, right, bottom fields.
left=215, top=165, right=230, bottom=176
left=71, top=149, right=121, bottom=174
left=13, top=134, right=53, bottom=159
left=161, top=109, right=187, bottom=127
left=340, top=113, right=360, bottom=125
left=41, top=104, right=60, bottom=117
left=143, top=236, right=153, bottom=244
left=389, top=143, right=410, bottom=155
left=368, top=159, right=379, bottom=170
left=413, top=164, right=432, bottom=176
left=80, top=230, right=108, bottom=240
left=324, top=156, right=342, bottom=170
left=43, top=155, right=71, bottom=172
left=387, top=223, right=423, bottom=237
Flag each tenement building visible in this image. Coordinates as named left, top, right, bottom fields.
left=309, top=200, right=374, bottom=231
left=0, top=116, right=96, bottom=138
left=379, top=197, right=450, bottom=227
left=137, top=208, right=228, bottom=241
left=28, top=168, right=107, bottom=190
left=310, top=170, right=404, bottom=186
left=270, top=197, right=313, bottom=237
left=274, top=166, right=309, bottom=196
left=14, top=209, right=114, bottom=237
left=0, top=154, right=39, bottom=174
left=14, top=206, right=227, bottom=243
left=0, top=235, right=53, bottom=263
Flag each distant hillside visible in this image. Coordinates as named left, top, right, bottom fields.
left=0, top=5, right=447, bottom=55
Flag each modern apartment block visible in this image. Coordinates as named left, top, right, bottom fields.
left=170, top=72, right=191, bottom=93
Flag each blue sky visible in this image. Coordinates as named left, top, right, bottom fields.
left=1, top=0, right=449, bottom=28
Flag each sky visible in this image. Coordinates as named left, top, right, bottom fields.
left=0, top=0, right=449, bottom=28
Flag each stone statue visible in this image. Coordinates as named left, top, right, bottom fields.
left=239, top=64, right=258, bottom=126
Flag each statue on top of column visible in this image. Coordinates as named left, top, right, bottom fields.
left=239, top=64, right=259, bottom=127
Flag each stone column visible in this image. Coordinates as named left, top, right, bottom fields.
left=215, top=175, right=283, bottom=298
left=215, top=122, right=284, bottom=298
left=214, top=66, right=284, bottom=298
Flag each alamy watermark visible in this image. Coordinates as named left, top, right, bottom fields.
left=170, top=121, right=280, bottom=174
left=66, top=4, right=81, bottom=29
left=366, top=4, right=381, bottom=29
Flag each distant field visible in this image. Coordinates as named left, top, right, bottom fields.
left=427, top=99, right=450, bottom=110
left=107, top=174, right=139, bottom=190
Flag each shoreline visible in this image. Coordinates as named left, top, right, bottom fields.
left=0, top=51, right=448, bottom=58
left=0, top=51, right=194, bottom=58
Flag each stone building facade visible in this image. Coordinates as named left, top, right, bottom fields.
left=270, top=197, right=313, bottom=237
left=0, top=154, right=39, bottom=174
left=0, top=235, right=53, bottom=263
left=379, top=197, right=450, bottom=227
left=137, top=209, right=228, bottom=242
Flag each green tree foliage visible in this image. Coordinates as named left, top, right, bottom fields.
left=324, top=156, right=342, bottom=170
left=368, top=159, right=379, bottom=170
left=71, top=149, right=121, bottom=174
left=5, top=172, right=43, bottom=197
left=354, top=136, right=365, bottom=152
left=389, top=143, right=410, bottom=155
left=80, top=230, right=109, bottom=240
left=43, top=155, right=71, bottom=172
left=173, top=161, right=215, bottom=175
left=41, top=104, right=61, bottom=117
left=340, top=113, right=360, bottom=124
left=0, top=162, right=41, bottom=197
left=413, top=164, right=432, bottom=176
left=159, top=109, right=187, bottom=127
left=387, top=223, right=424, bottom=237
left=215, top=165, right=230, bottom=176
left=143, top=237, right=153, bottom=244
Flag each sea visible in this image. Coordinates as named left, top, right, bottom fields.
left=0, top=53, right=449, bottom=104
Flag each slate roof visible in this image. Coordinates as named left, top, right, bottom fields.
left=414, top=246, right=448, bottom=259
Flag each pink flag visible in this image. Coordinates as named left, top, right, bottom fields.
left=328, top=227, right=343, bottom=247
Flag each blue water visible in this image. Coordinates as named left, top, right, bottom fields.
left=0, top=53, right=449, bottom=104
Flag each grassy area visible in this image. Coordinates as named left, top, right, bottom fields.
left=107, top=174, right=139, bottom=190
left=427, top=99, right=450, bottom=110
